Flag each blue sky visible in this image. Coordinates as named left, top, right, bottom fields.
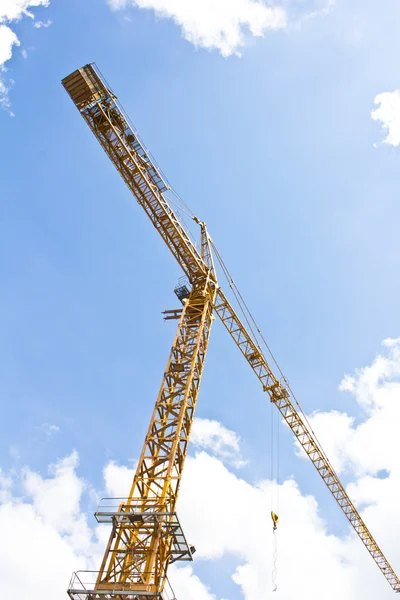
left=1, top=1, right=400, bottom=599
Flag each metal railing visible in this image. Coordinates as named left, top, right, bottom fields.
left=68, top=571, right=177, bottom=600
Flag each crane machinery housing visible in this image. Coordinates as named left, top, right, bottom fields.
left=62, top=63, right=400, bottom=599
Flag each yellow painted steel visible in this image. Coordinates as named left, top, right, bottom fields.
left=214, top=287, right=400, bottom=591
left=96, top=275, right=216, bottom=594
left=62, top=64, right=400, bottom=595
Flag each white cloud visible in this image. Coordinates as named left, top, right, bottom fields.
left=0, top=0, right=50, bottom=28
left=0, top=1, right=51, bottom=112
left=23, top=451, right=84, bottom=532
left=104, top=450, right=354, bottom=598
left=0, top=74, right=14, bottom=114
left=2, top=339, right=400, bottom=599
left=102, top=418, right=246, bottom=500
left=191, top=417, right=246, bottom=467
left=372, top=91, right=400, bottom=147
left=107, top=0, right=287, bottom=57
left=169, top=564, right=217, bottom=600
left=104, top=340, right=400, bottom=599
left=0, top=25, right=19, bottom=64
left=0, top=0, right=50, bottom=22
left=103, top=459, right=136, bottom=495
left=37, top=423, right=60, bottom=436
left=306, top=337, right=400, bottom=478
left=0, top=469, right=13, bottom=502
left=108, top=0, right=128, bottom=9
left=34, top=18, right=52, bottom=28
left=0, top=451, right=106, bottom=600
left=295, top=0, right=336, bottom=22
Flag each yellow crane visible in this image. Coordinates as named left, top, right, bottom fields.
left=62, top=63, right=400, bottom=599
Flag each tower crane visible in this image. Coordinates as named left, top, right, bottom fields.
left=62, top=64, right=400, bottom=599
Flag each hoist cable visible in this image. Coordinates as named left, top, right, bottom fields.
left=166, top=193, right=195, bottom=220
left=210, top=240, right=337, bottom=477
left=169, top=188, right=196, bottom=218
left=210, top=242, right=264, bottom=351
left=272, top=530, right=278, bottom=593
left=270, top=400, right=279, bottom=593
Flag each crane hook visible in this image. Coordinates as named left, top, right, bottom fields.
left=271, top=511, right=279, bottom=592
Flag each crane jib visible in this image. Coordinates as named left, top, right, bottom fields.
left=62, top=63, right=209, bottom=284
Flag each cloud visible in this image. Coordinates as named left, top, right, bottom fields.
left=297, top=0, right=337, bottom=19
left=0, top=1, right=51, bottom=112
left=0, top=23, right=18, bottom=114
left=372, top=91, right=400, bottom=147
left=0, top=451, right=107, bottom=600
left=0, top=73, right=14, bottom=114
left=191, top=417, right=246, bottom=467
left=34, top=18, right=52, bottom=28
left=0, top=470, right=12, bottom=502
left=0, top=0, right=50, bottom=22
left=107, top=0, right=287, bottom=57
left=23, top=451, right=84, bottom=531
left=104, top=340, right=400, bottom=599
left=9, top=445, right=20, bottom=460
left=0, top=24, right=19, bottom=65
left=103, top=459, right=136, bottom=495
left=2, top=339, right=400, bottom=599
left=104, top=447, right=394, bottom=600
left=101, top=418, right=246, bottom=499
left=37, top=423, right=60, bottom=436
left=169, top=564, right=217, bottom=600
left=306, top=337, right=400, bottom=477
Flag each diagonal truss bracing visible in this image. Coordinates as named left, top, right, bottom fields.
left=62, top=64, right=208, bottom=285
left=214, top=288, right=400, bottom=593
left=95, top=277, right=216, bottom=596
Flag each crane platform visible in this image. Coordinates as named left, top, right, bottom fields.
left=94, top=497, right=195, bottom=564
left=67, top=499, right=192, bottom=599
left=67, top=570, right=177, bottom=600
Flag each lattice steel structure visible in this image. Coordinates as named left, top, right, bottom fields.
left=62, top=64, right=400, bottom=596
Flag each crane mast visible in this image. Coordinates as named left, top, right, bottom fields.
left=96, top=274, right=216, bottom=597
left=62, top=64, right=400, bottom=597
